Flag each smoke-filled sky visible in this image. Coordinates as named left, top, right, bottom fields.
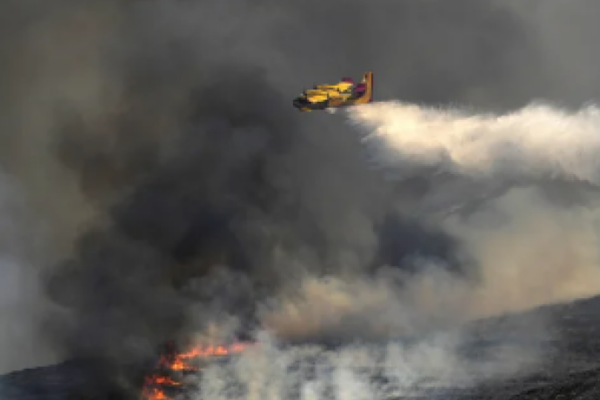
left=1, top=0, right=600, bottom=397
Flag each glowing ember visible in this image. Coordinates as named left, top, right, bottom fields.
left=141, top=342, right=251, bottom=400
left=146, top=375, right=181, bottom=386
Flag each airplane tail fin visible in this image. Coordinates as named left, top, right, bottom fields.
left=356, top=71, right=373, bottom=103
left=363, top=71, right=375, bottom=103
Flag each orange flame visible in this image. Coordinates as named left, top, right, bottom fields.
left=141, top=342, right=251, bottom=400
left=142, top=387, right=168, bottom=400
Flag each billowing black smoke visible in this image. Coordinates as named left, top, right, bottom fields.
left=45, top=62, right=311, bottom=397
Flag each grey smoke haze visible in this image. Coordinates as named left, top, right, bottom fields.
left=0, top=173, right=60, bottom=373
left=0, top=0, right=599, bottom=398
left=498, top=0, right=600, bottom=107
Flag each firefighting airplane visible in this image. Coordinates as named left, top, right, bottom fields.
left=293, top=71, right=373, bottom=112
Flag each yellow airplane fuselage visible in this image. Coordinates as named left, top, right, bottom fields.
left=304, top=81, right=353, bottom=103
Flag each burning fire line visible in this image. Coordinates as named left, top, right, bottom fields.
left=141, top=342, right=251, bottom=400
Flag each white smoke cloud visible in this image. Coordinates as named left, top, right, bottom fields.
left=348, top=101, right=600, bottom=185
left=443, top=187, right=600, bottom=315
left=339, top=102, right=600, bottom=319
left=189, top=330, right=539, bottom=400
left=341, top=101, right=600, bottom=315
left=256, top=185, right=600, bottom=342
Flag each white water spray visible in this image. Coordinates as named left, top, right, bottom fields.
left=348, top=101, right=600, bottom=185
